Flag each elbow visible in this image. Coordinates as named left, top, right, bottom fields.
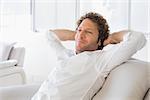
left=131, top=31, right=147, bottom=50
left=137, top=33, right=147, bottom=50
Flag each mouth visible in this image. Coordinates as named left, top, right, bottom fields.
left=75, top=40, right=86, bottom=50
left=76, top=40, right=85, bottom=44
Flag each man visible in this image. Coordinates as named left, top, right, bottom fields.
left=32, top=12, right=146, bottom=100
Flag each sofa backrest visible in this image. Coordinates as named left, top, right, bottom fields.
left=93, top=59, right=149, bottom=100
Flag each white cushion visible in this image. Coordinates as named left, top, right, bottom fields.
left=0, top=41, right=15, bottom=61
left=0, top=84, right=40, bottom=100
left=93, top=59, right=149, bottom=100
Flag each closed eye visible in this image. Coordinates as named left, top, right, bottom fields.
left=86, top=31, right=93, bottom=34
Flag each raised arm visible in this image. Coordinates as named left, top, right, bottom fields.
left=50, top=29, right=76, bottom=41
left=97, top=30, right=146, bottom=72
left=104, top=30, right=129, bottom=46
left=46, top=29, right=75, bottom=61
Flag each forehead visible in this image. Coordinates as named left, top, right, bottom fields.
left=79, top=18, right=98, bottom=30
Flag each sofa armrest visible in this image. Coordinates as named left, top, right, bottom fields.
left=8, top=46, right=25, bottom=67
left=0, top=67, right=26, bottom=86
left=0, top=84, right=40, bottom=100
left=0, top=60, right=17, bottom=69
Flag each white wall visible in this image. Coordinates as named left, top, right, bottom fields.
left=79, top=0, right=129, bottom=32
left=33, top=0, right=76, bottom=32
left=130, top=0, right=149, bottom=33
left=130, top=0, right=149, bottom=61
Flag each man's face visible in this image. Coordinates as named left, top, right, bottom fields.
left=75, top=18, right=100, bottom=54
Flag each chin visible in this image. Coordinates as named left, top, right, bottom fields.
left=75, top=47, right=84, bottom=53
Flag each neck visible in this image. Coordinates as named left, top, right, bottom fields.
left=76, top=49, right=98, bottom=54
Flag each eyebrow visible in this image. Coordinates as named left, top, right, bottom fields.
left=78, top=27, right=94, bottom=31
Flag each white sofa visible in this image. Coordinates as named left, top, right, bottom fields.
left=0, top=59, right=149, bottom=100
left=0, top=45, right=26, bottom=86
left=93, top=59, right=150, bottom=100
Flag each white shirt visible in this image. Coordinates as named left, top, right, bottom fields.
left=32, top=31, right=146, bottom=100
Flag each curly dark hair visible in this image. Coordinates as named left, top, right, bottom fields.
left=76, top=12, right=110, bottom=50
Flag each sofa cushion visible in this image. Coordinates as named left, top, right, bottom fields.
left=0, top=84, right=40, bottom=100
left=0, top=41, right=15, bottom=61
left=93, top=59, right=149, bottom=100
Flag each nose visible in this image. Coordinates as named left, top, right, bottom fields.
left=78, top=31, right=85, bottom=39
